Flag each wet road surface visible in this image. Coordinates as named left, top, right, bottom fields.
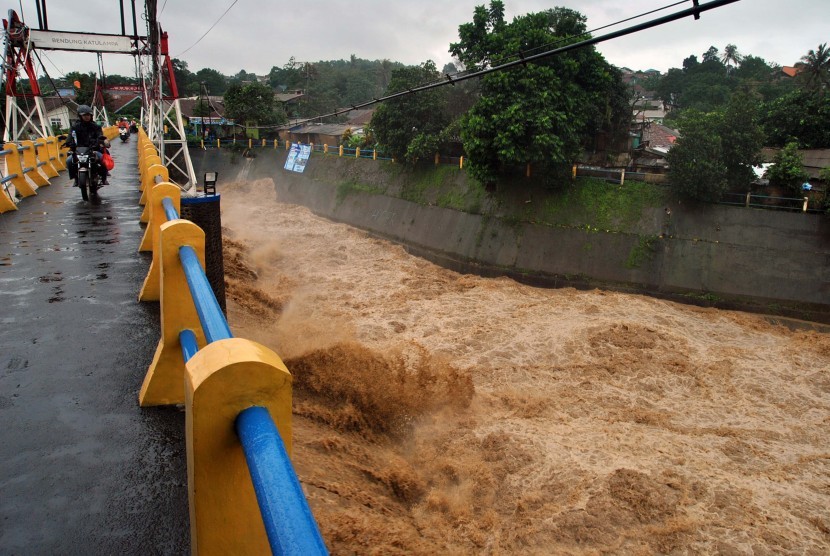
left=0, top=138, right=189, bottom=554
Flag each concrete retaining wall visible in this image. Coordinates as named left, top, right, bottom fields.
left=194, top=147, right=830, bottom=322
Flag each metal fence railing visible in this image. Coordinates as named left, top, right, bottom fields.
left=720, top=192, right=819, bottom=213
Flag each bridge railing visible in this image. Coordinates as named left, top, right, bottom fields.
left=0, top=137, right=68, bottom=214
left=135, top=129, right=327, bottom=555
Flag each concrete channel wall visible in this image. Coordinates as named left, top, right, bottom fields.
left=191, top=148, right=830, bottom=323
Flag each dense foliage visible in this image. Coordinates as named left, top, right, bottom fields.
left=761, top=89, right=830, bottom=148
left=223, top=82, right=285, bottom=127
left=369, top=61, right=450, bottom=163
left=449, top=1, right=629, bottom=185
left=667, top=93, right=764, bottom=201
left=765, top=142, right=809, bottom=194
left=666, top=111, right=728, bottom=202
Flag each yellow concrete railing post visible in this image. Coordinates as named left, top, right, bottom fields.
left=324, top=144, right=328, bottom=154
left=216, top=139, right=221, bottom=149
left=273, top=139, right=278, bottom=149
left=139, top=218, right=207, bottom=407
left=138, top=183, right=181, bottom=301
left=434, top=153, right=440, bottom=166
left=248, top=138, right=252, bottom=149
left=620, top=168, right=626, bottom=186
left=526, top=163, right=532, bottom=178
left=572, top=164, right=577, bottom=179
left=373, top=149, right=377, bottom=160
left=35, top=140, right=59, bottom=178
left=3, top=143, right=38, bottom=198
left=355, top=147, right=360, bottom=159
left=0, top=182, right=16, bottom=213
left=46, top=137, right=66, bottom=171
left=184, top=338, right=292, bottom=554
left=20, top=141, right=50, bottom=187
left=139, top=180, right=179, bottom=254
left=200, top=139, right=205, bottom=149
left=459, top=156, right=464, bottom=169
left=261, top=138, right=266, bottom=148
left=139, top=159, right=165, bottom=217
left=339, top=144, right=343, bottom=157
left=285, top=140, right=290, bottom=150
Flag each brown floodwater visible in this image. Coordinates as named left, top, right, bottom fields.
left=221, top=179, right=830, bottom=555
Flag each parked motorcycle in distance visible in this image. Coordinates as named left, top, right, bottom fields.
left=119, top=127, right=130, bottom=142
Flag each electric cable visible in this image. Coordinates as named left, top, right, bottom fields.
left=483, top=0, right=689, bottom=70
left=174, top=0, right=239, bottom=58
left=245, top=0, right=739, bottom=131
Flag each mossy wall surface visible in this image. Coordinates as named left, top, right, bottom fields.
left=193, top=148, right=830, bottom=322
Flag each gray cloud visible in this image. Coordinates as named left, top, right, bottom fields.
left=29, top=0, right=828, bottom=79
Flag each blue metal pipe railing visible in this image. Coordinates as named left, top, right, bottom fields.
left=179, top=245, right=232, bottom=343
left=161, top=196, right=179, bottom=221
left=1, top=173, right=18, bottom=184
left=236, top=407, right=328, bottom=556
left=169, top=197, right=326, bottom=553
left=179, top=329, right=199, bottom=362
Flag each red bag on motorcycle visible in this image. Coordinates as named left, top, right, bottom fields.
left=102, top=151, right=115, bottom=171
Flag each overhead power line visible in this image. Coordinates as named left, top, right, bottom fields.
left=174, top=0, right=239, bottom=57
left=274, top=0, right=740, bottom=130
left=481, top=0, right=689, bottom=72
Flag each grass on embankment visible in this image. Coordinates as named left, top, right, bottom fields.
left=335, top=160, right=671, bottom=234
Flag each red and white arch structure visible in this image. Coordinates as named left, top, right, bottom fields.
left=2, top=2, right=196, bottom=190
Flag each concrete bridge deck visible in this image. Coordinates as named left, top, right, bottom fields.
left=0, top=139, right=189, bottom=553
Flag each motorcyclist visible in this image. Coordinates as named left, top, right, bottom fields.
left=117, top=117, right=130, bottom=130
left=66, top=105, right=110, bottom=185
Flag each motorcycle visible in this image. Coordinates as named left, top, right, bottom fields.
left=74, top=146, right=101, bottom=204
left=119, top=127, right=130, bottom=142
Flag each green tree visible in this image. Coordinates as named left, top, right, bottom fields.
left=765, top=141, right=809, bottom=195
left=449, top=2, right=628, bottom=184
left=370, top=60, right=448, bottom=162
left=702, top=46, right=720, bottom=63
left=734, top=55, right=794, bottom=101
left=668, top=94, right=764, bottom=201
left=720, top=92, right=765, bottom=189
left=223, top=82, right=285, bottom=127
left=721, top=44, right=742, bottom=72
left=761, top=89, right=830, bottom=148
left=194, top=67, right=228, bottom=96
left=64, top=71, right=97, bottom=107
left=170, top=58, right=195, bottom=95
left=667, top=111, right=728, bottom=201
left=799, top=42, right=830, bottom=93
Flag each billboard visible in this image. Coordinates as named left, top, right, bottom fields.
left=284, top=143, right=311, bottom=173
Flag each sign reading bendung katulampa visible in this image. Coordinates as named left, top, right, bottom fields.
left=28, top=30, right=134, bottom=54
left=284, top=144, right=311, bottom=173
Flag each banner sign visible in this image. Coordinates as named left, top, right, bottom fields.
left=189, top=117, right=234, bottom=126
left=29, top=30, right=134, bottom=54
left=284, top=143, right=311, bottom=173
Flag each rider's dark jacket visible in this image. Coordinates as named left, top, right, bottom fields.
left=66, top=119, right=103, bottom=150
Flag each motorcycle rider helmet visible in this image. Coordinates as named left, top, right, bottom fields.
left=78, top=105, right=93, bottom=116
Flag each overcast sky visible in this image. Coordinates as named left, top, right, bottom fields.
left=27, top=0, right=829, bottom=80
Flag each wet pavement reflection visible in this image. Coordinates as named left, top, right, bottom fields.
left=0, top=140, right=189, bottom=553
